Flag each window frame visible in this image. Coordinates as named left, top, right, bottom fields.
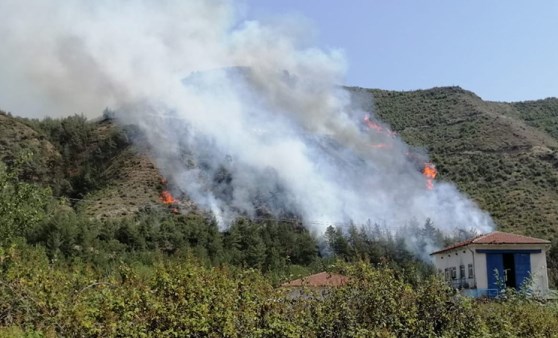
left=468, top=264, right=474, bottom=279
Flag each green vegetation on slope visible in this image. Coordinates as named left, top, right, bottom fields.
left=353, top=86, right=558, bottom=239
left=513, top=98, right=558, bottom=140
left=0, top=158, right=436, bottom=282
left=5, top=88, right=558, bottom=241
left=7, top=112, right=131, bottom=199
left=0, top=113, right=61, bottom=187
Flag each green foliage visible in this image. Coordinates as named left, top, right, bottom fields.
left=0, top=161, right=52, bottom=244
left=222, top=219, right=320, bottom=274
left=1, top=246, right=557, bottom=337
left=324, top=222, right=440, bottom=284
left=475, top=300, right=558, bottom=337
left=0, top=157, right=317, bottom=276
left=513, top=98, right=558, bottom=141
left=16, top=114, right=130, bottom=198
left=548, top=239, right=558, bottom=287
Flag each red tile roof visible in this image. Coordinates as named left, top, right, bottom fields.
left=281, top=272, right=349, bottom=287
left=430, top=231, right=550, bottom=255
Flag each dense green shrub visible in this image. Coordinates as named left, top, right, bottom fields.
left=2, top=247, right=558, bottom=337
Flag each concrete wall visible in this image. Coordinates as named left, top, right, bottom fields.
left=433, top=243, right=550, bottom=295
left=472, top=249, right=487, bottom=289
left=471, top=244, right=549, bottom=294
left=432, top=247, right=476, bottom=288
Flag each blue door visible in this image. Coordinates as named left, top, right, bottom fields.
left=514, top=253, right=531, bottom=289
left=486, top=254, right=504, bottom=291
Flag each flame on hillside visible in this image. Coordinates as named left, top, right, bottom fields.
left=160, top=190, right=176, bottom=204
left=160, top=177, right=176, bottom=204
left=363, top=114, right=398, bottom=150
left=363, top=115, right=397, bottom=137
left=422, top=162, right=438, bottom=190
left=363, top=115, right=438, bottom=190
left=363, top=115, right=383, bottom=132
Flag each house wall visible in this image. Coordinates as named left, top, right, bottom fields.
left=432, top=247, right=476, bottom=288
left=471, top=244, right=549, bottom=294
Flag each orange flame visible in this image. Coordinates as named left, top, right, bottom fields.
left=160, top=190, right=176, bottom=204
left=363, top=115, right=383, bottom=132
left=363, top=115, right=397, bottom=137
left=422, top=162, right=438, bottom=190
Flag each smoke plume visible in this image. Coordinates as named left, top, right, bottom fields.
left=0, top=1, right=493, bottom=243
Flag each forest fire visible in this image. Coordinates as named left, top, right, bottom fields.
left=363, top=115, right=397, bottom=137
left=422, top=162, right=438, bottom=190
left=160, top=176, right=180, bottom=213
left=363, top=115, right=437, bottom=190
left=160, top=190, right=176, bottom=204
left=363, top=115, right=383, bottom=132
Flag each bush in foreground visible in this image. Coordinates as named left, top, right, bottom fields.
left=2, top=245, right=558, bottom=337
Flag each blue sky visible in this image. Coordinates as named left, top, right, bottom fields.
left=247, top=1, right=558, bottom=102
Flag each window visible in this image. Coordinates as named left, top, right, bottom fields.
left=445, top=268, right=450, bottom=281
left=468, top=264, right=474, bottom=278
left=450, top=267, right=457, bottom=280
left=459, top=265, right=465, bottom=279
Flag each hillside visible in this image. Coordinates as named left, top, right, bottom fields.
left=512, top=98, right=558, bottom=140
left=352, top=86, right=558, bottom=238
left=0, top=112, right=162, bottom=215
left=2, top=87, right=558, bottom=241
left=76, top=146, right=163, bottom=220
left=0, top=112, right=62, bottom=186
left=2, top=94, right=558, bottom=338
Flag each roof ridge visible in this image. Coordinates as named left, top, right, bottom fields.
left=483, top=231, right=550, bottom=241
left=430, top=231, right=550, bottom=255
left=470, top=232, right=489, bottom=243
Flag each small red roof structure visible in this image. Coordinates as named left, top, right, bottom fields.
left=281, top=272, right=350, bottom=287
left=431, top=231, right=550, bottom=255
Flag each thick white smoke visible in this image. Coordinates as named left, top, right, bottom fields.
left=0, top=1, right=493, bottom=241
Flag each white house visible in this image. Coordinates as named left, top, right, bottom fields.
left=430, top=231, right=551, bottom=297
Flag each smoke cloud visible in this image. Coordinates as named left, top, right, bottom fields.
left=0, top=1, right=494, bottom=246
